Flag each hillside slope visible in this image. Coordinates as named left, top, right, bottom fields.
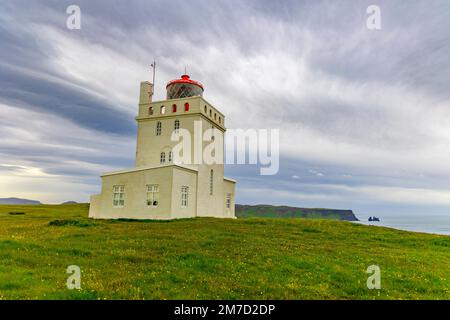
left=0, top=203, right=449, bottom=299
left=0, top=197, right=41, bottom=205
left=236, top=204, right=359, bottom=221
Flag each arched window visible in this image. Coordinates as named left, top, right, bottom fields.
left=148, top=106, right=154, bottom=115
left=209, top=169, right=213, bottom=195
left=160, top=105, right=166, bottom=114
left=184, top=102, right=190, bottom=111
left=174, top=120, right=180, bottom=133
left=156, top=121, right=162, bottom=136
left=214, top=113, right=217, bottom=120
left=209, top=109, right=212, bottom=117
left=218, top=116, right=221, bottom=124
left=160, top=152, right=166, bottom=163
left=172, top=104, right=177, bottom=113
left=204, top=105, right=207, bottom=113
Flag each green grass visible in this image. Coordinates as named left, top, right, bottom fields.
left=0, top=203, right=449, bottom=300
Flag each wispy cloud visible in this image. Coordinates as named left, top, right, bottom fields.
left=1, top=0, right=450, bottom=214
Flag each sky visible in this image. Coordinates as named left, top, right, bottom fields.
left=1, top=0, right=450, bottom=217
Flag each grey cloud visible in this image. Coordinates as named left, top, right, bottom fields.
left=1, top=0, right=450, bottom=214
left=0, top=64, right=135, bottom=134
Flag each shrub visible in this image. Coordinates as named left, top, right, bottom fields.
left=48, top=219, right=96, bottom=227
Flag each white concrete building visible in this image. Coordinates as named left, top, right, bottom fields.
left=89, top=74, right=236, bottom=219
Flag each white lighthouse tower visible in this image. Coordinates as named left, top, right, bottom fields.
left=89, top=73, right=236, bottom=219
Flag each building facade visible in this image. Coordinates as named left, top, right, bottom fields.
left=89, top=74, right=236, bottom=219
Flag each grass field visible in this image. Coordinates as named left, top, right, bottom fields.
left=0, top=204, right=449, bottom=300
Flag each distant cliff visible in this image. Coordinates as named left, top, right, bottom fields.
left=236, top=204, right=359, bottom=221
left=0, top=197, right=41, bottom=205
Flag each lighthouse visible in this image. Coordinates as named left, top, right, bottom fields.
left=89, top=73, right=236, bottom=219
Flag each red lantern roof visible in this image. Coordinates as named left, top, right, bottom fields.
left=166, top=74, right=204, bottom=91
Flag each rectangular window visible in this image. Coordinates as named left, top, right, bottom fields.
left=226, top=193, right=231, bottom=209
left=156, top=121, right=162, bottom=136
left=181, top=186, right=189, bottom=207
left=209, top=170, right=213, bottom=195
left=146, top=184, right=159, bottom=207
left=113, top=185, right=125, bottom=207
left=160, top=152, right=166, bottom=163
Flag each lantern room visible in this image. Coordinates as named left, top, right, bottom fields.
left=166, top=74, right=204, bottom=100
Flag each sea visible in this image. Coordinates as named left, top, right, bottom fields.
left=354, top=213, right=450, bottom=236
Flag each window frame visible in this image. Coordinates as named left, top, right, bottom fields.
left=146, top=184, right=159, bottom=207
left=160, top=152, right=166, bottom=163
left=226, top=193, right=231, bottom=209
left=156, top=121, right=162, bottom=136
left=181, top=186, right=189, bottom=207
left=112, top=185, right=125, bottom=208
left=209, top=169, right=214, bottom=195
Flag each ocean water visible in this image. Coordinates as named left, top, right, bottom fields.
left=354, top=214, right=450, bottom=236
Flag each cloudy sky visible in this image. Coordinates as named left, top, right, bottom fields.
left=1, top=0, right=450, bottom=217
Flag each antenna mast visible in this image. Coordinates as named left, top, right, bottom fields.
left=151, top=60, right=156, bottom=91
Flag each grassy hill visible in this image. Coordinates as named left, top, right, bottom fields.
left=0, top=197, right=41, bottom=205
left=0, top=203, right=449, bottom=300
left=236, top=204, right=359, bottom=221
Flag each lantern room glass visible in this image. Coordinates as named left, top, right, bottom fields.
left=166, top=83, right=203, bottom=100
